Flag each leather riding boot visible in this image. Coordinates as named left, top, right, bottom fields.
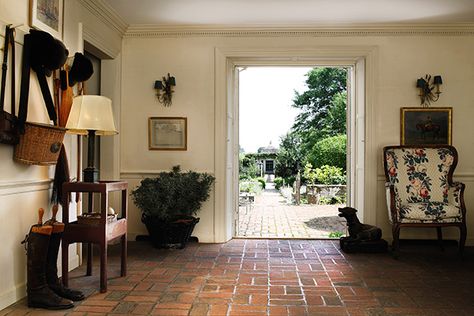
left=46, top=227, right=85, bottom=301
left=25, top=225, right=74, bottom=310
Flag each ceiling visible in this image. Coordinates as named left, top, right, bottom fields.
left=104, top=0, right=474, bottom=27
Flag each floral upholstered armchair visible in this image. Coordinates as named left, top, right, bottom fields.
left=383, top=145, right=466, bottom=254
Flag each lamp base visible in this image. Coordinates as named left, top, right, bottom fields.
left=83, top=167, right=99, bottom=183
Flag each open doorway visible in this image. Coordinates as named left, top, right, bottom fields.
left=237, top=66, right=350, bottom=239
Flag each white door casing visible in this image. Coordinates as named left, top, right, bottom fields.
left=214, top=46, right=377, bottom=242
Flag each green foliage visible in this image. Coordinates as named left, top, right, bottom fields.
left=292, top=68, right=347, bottom=134
left=275, top=132, right=304, bottom=179
left=256, top=177, right=266, bottom=189
left=322, top=91, right=347, bottom=137
left=239, top=180, right=263, bottom=194
left=273, top=177, right=284, bottom=190
left=308, top=135, right=347, bottom=171
left=304, top=163, right=346, bottom=185
left=131, top=166, right=215, bottom=220
left=319, top=196, right=343, bottom=205
left=239, top=154, right=260, bottom=179
left=328, top=231, right=344, bottom=238
left=303, top=163, right=318, bottom=185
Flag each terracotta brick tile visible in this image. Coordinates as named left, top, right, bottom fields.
left=268, top=306, right=288, bottom=315
left=123, top=295, right=159, bottom=303
left=232, top=294, right=251, bottom=304
left=230, top=304, right=267, bottom=312
left=151, top=309, right=189, bottom=316
left=250, top=294, right=269, bottom=305
left=208, top=304, right=230, bottom=315
left=131, top=302, right=155, bottom=315
left=154, top=302, right=192, bottom=310
left=287, top=306, right=308, bottom=316
left=189, top=303, right=209, bottom=315
left=75, top=305, right=114, bottom=313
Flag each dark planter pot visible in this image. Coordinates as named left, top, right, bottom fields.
left=142, top=214, right=200, bottom=249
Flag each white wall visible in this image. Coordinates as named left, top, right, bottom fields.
left=0, top=0, right=123, bottom=310
left=121, top=32, right=474, bottom=245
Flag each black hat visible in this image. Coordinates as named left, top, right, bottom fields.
left=68, top=52, right=93, bottom=86
left=29, top=29, right=68, bottom=77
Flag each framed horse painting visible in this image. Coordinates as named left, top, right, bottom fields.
left=400, top=107, right=452, bottom=145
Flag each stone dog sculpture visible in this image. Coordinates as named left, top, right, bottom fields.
left=338, top=207, right=387, bottom=253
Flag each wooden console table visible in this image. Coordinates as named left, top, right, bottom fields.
left=61, top=181, right=128, bottom=293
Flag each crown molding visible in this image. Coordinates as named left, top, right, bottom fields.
left=78, top=0, right=128, bottom=36
left=125, top=23, right=474, bottom=38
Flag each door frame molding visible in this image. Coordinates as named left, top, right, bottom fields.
left=214, top=46, right=378, bottom=242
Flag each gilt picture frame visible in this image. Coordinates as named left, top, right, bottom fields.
left=149, top=117, right=187, bottom=151
left=400, top=107, right=452, bottom=145
left=30, top=0, right=63, bottom=39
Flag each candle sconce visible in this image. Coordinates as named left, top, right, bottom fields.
left=154, top=73, right=176, bottom=107
left=416, top=74, right=442, bottom=107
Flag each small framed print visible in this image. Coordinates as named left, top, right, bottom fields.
left=401, top=107, right=452, bottom=145
left=149, top=117, right=187, bottom=151
left=30, top=0, right=63, bottom=39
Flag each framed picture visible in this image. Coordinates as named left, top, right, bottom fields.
left=149, top=117, right=187, bottom=150
left=400, top=107, right=452, bottom=145
left=30, top=0, right=63, bottom=39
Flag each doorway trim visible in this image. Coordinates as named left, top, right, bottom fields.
left=214, top=46, right=377, bottom=242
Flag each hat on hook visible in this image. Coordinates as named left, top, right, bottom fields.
left=68, top=52, right=93, bottom=86
left=29, top=29, right=68, bottom=77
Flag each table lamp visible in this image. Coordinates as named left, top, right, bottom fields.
left=66, top=95, right=117, bottom=182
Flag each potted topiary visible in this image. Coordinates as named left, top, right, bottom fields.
left=131, top=165, right=215, bottom=248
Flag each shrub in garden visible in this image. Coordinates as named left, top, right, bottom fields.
left=304, top=163, right=346, bottom=185
left=308, top=134, right=346, bottom=170
left=256, top=177, right=266, bottom=189
left=274, top=177, right=284, bottom=190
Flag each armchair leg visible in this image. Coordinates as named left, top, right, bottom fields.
left=392, top=224, right=400, bottom=258
left=459, top=224, right=467, bottom=256
left=436, top=227, right=444, bottom=251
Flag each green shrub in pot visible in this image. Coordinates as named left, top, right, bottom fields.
left=131, top=165, right=215, bottom=248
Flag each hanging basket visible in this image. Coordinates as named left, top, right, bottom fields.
left=14, top=122, right=66, bottom=165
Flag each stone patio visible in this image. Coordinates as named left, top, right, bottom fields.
left=238, top=186, right=347, bottom=238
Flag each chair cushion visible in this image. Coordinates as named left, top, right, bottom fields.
left=385, top=147, right=455, bottom=204
left=399, top=202, right=462, bottom=223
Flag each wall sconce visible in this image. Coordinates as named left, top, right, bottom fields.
left=154, top=73, right=176, bottom=107
left=416, top=74, right=442, bottom=107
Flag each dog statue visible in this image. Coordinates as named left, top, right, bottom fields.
left=338, top=207, right=387, bottom=253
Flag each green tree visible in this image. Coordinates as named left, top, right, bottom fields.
left=292, top=67, right=347, bottom=134
left=275, top=131, right=303, bottom=180
left=322, top=91, right=347, bottom=137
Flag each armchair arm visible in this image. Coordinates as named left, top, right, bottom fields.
left=448, top=181, right=466, bottom=212
left=385, top=182, right=400, bottom=223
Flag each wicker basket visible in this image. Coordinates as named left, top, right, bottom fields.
left=14, top=122, right=66, bottom=165
left=77, top=213, right=117, bottom=225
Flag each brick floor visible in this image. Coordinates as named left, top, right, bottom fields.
left=238, top=187, right=346, bottom=238
left=3, top=239, right=474, bottom=315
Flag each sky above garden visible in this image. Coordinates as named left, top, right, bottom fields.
left=239, top=67, right=312, bottom=153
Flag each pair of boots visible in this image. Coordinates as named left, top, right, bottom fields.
left=24, top=207, right=84, bottom=310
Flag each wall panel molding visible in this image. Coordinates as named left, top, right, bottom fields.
left=0, top=179, right=52, bottom=196
left=125, top=24, right=474, bottom=38
left=121, top=170, right=215, bottom=179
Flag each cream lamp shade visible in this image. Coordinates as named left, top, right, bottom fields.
left=66, top=95, right=118, bottom=135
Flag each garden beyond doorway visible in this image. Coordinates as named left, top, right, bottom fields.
left=238, top=67, right=349, bottom=239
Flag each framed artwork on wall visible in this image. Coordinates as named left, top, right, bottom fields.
left=400, top=107, right=452, bottom=145
left=149, top=117, right=187, bottom=150
left=30, top=0, right=63, bottom=39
